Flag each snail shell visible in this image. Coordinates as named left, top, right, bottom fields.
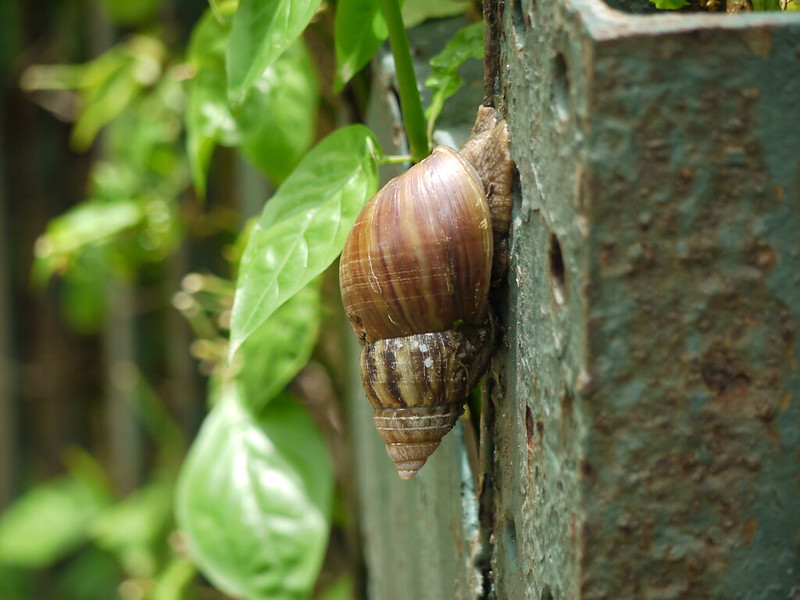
left=340, top=145, right=493, bottom=345
left=340, top=107, right=511, bottom=479
left=362, top=324, right=494, bottom=479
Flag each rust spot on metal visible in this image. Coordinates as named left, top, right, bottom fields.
left=742, top=518, right=759, bottom=546
left=700, top=348, right=751, bottom=398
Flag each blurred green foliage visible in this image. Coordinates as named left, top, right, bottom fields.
left=8, top=0, right=484, bottom=598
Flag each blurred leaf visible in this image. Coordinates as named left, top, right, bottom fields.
left=401, top=0, right=471, bottom=27
left=185, top=67, right=234, bottom=194
left=90, top=477, right=174, bottom=577
left=20, top=34, right=169, bottom=152
left=235, top=279, right=321, bottom=413
left=150, top=556, right=196, bottom=600
left=0, top=471, right=111, bottom=567
left=424, top=22, right=483, bottom=131
left=186, top=5, right=238, bottom=193
left=317, top=576, right=355, bottom=600
left=648, top=0, right=688, bottom=7
left=104, top=75, right=187, bottom=190
left=334, top=0, right=387, bottom=90
left=59, top=248, right=111, bottom=331
left=237, top=41, right=318, bottom=183
left=228, top=125, right=379, bottom=359
left=33, top=75, right=185, bottom=311
left=186, top=6, right=318, bottom=193
left=0, top=564, right=32, bottom=600
left=32, top=198, right=143, bottom=285
left=72, top=35, right=166, bottom=150
left=226, top=0, right=322, bottom=105
left=94, top=0, right=160, bottom=25
left=55, top=547, right=121, bottom=600
left=751, top=0, right=781, bottom=7
left=175, top=387, right=332, bottom=600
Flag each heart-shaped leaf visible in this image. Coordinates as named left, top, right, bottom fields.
left=175, top=387, right=332, bottom=600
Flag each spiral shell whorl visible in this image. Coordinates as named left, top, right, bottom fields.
left=339, top=146, right=493, bottom=344
left=373, top=404, right=465, bottom=480
left=360, top=325, right=493, bottom=479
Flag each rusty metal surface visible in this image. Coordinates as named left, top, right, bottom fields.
left=491, top=0, right=800, bottom=598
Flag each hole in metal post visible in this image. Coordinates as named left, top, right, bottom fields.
left=552, top=52, right=569, bottom=122
left=525, top=406, right=535, bottom=453
left=548, top=233, right=566, bottom=305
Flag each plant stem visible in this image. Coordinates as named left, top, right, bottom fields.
left=380, top=0, right=430, bottom=162
left=379, top=154, right=413, bottom=165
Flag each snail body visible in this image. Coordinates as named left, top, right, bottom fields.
left=340, top=106, right=512, bottom=479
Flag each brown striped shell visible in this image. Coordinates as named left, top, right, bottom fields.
left=361, top=324, right=494, bottom=479
left=339, top=145, right=493, bottom=345
left=339, top=106, right=511, bottom=480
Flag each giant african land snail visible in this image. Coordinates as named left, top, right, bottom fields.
left=339, top=106, right=512, bottom=480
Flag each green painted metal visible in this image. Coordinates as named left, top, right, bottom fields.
left=347, top=2, right=800, bottom=599
left=492, top=0, right=800, bottom=598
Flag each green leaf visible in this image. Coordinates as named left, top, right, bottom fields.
left=334, top=0, right=388, bottom=90
left=228, top=125, right=379, bottom=359
left=237, top=42, right=318, bottom=183
left=186, top=7, right=318, bottom=192
left=648, top=0, right=689, bottom=8
left=235, top=279, right=321, bottom=413
left=90, top=477, right=174, bottom=578
left=59, top=248, right=110, bottom=332
left=401, top=0, right=471, bottom=27
left=226, top=0, right=322, bottom=105
left=0, top=473, right=111, bottom=567
left=175, top=387, right=332, bottom=600
left=317, top=576, right=355, bottom=600
left=424, top=22, right=483, bottom=132
left=94, top=0, right=160, bottom=25
left=34, top=199, right=143, bottom=272
left=54, top=547, right=121, bottom=600
left=150, top=557, right=196, bottom=600
left=72, top=35, right=166, bottom=150
left=751, top=0, right=782, bottom=8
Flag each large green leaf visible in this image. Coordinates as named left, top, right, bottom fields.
left=175, top=387, right=332, bottom=600
left=226, top=0, right=322, bottom=105
left=334, top=0, right=388, bottom=90
left=228, top=125, right=379, bottom=359
left=235, top=279, right=321, bottom=413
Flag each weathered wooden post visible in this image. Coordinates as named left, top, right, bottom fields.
left=346, top=3, right=800, bottom=598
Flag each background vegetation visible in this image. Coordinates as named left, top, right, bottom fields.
left=0, top=0, right=480, bottom=598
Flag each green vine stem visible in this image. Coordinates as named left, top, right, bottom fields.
left=380, top=0, right=430, bottom=163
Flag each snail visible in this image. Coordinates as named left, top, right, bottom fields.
left=339, top=106, right=512, bottom=480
